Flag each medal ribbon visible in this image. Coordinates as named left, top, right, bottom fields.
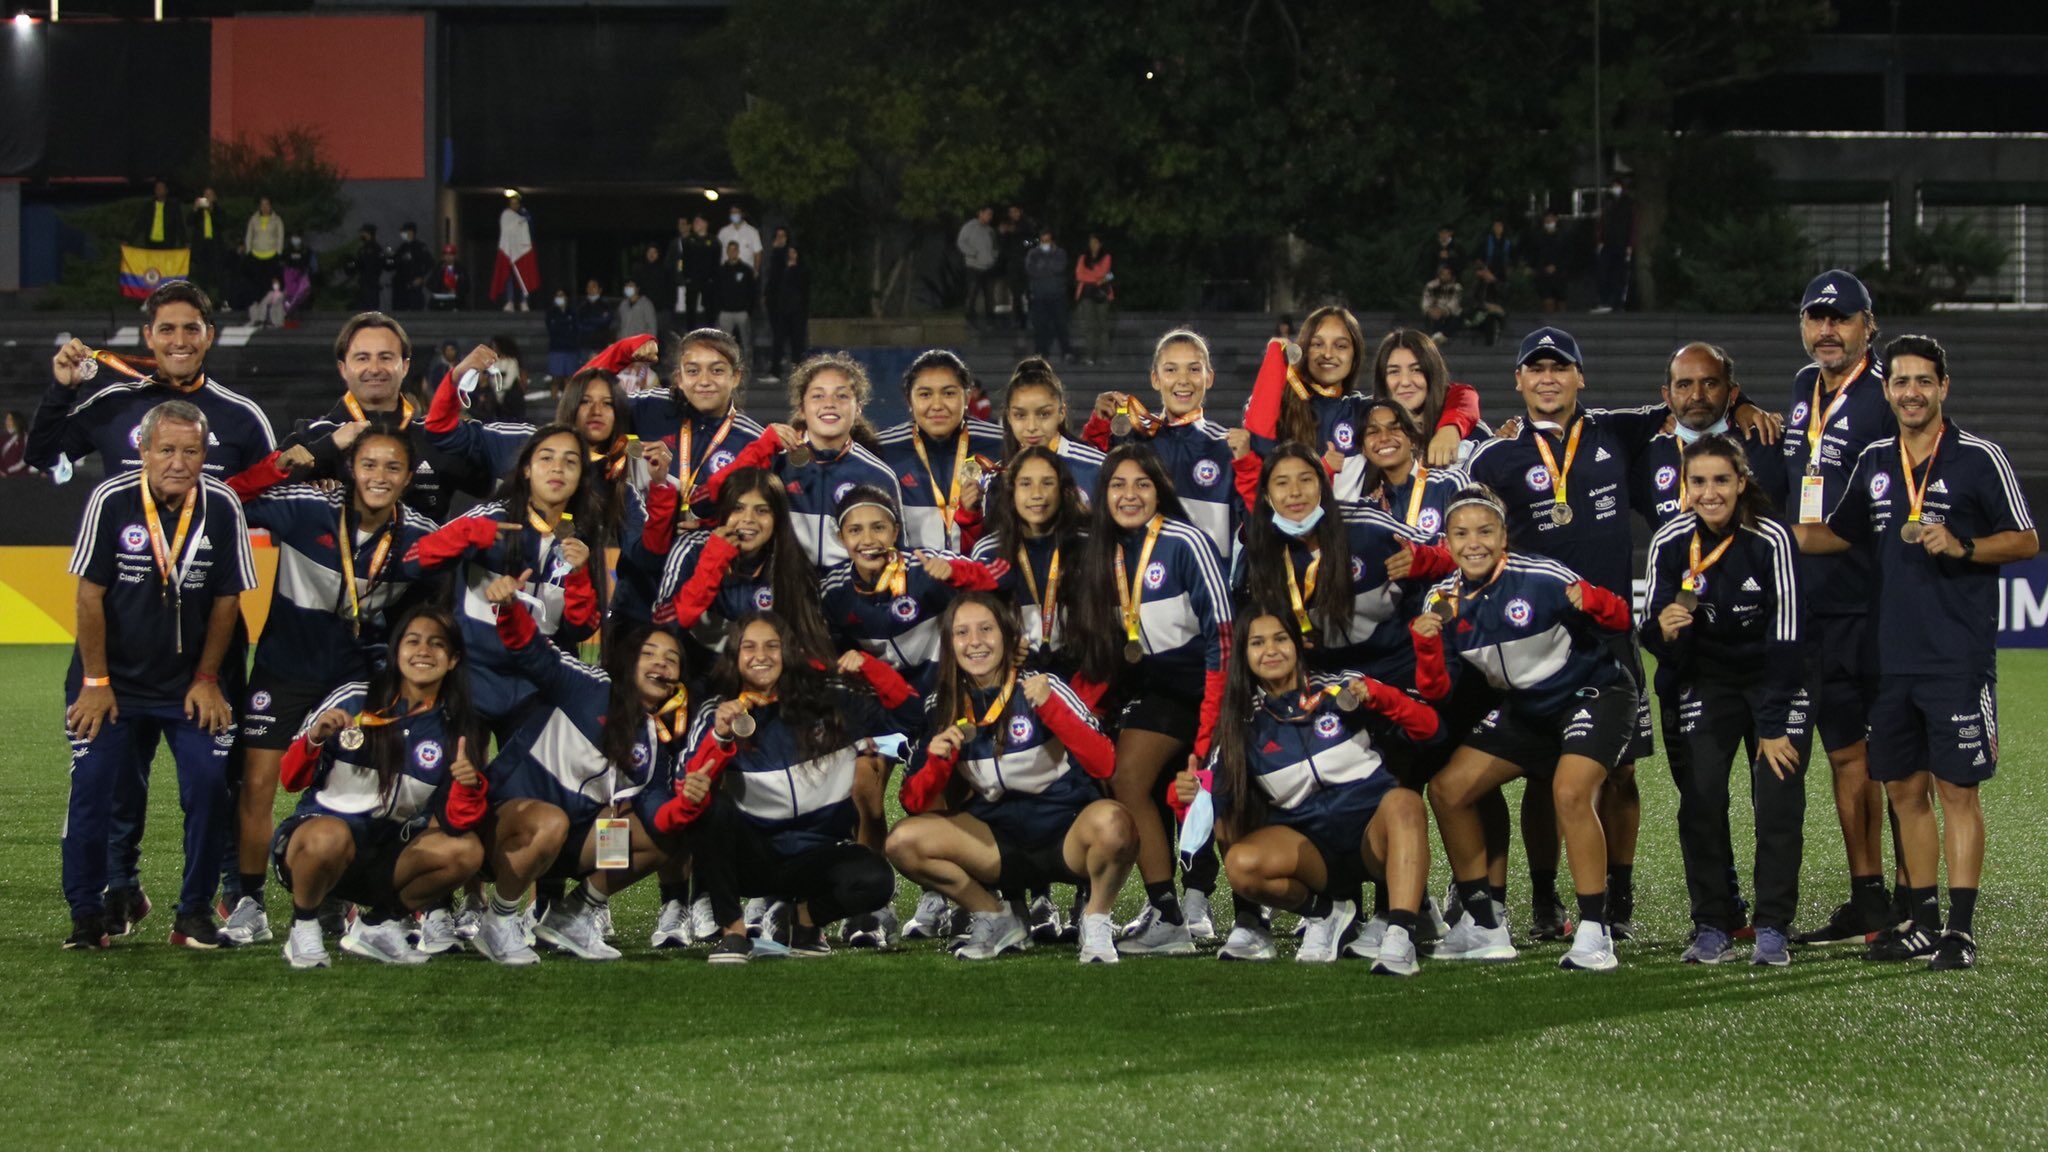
left=1682, top=530, right=1737, bottom=593
left=1898, top=431, right=1944, bottom=526
left=141, top=481, right=197, bottom=604
left=865, top=551, right=909, bottom=598
left=1438, top=555, right=1509, bottom=619
left=355, top=693, right=438, bottom=730
left=342, top=392, right=416, bottom=429
left=1392, top=465, right=1429, bottom=526
left=652, top=687, right=690, bottom=744
left=912, top=430, right=971, bottom=530
left=1285, top=364, right=1343, bottom=401
left=1530, top=418, right=1584, bottom=513
left=1805, top=357, right=1867, bottom=468
left=1283, top=546, right=1322, bottom=638
left=589, top=436, right=632, bottom=481
left=336, top=504, right=395, bottom=635
left=1113, top=515, right=1165, bottom=647
left=958, top=674, right=1017, bottom=733
left=1018, top=543, right=1061, bottom=649
left=90, top=350, right=159, bottom=383
left=679, top=407, right=739, bottom=492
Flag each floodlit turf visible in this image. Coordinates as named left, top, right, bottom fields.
left=3, top=645, right=2046, bottom=1149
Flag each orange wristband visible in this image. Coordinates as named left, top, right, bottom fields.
left=82, top=676, right=111, bottom=688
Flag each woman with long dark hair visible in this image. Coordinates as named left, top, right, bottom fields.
left=1000, top=357, right=1104, bottom=500
left=271, top=605, right=490, bottom=968
left=1241, top=305, right=1372, bottom=500
left=1371, top=328, right=1487, bottom=467
left=888, top=594, right=1135, bottom=961
left=1357, top=398, right=1468, bottom=543
left=1180, top=611, right=1437, bottom=971
left=1641, top=435, right=1807, bottom=967
left=876, top=349, right=1006, bottom=553
left=970, top=445, right=1090, bottom=673
left=1067, top=444, right=1231, bottom=955
left=651, top=612, right=920, bottom=963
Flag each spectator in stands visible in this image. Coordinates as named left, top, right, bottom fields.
left=767, top=226, right=791, bottom=283
left=132, top=180, right=186, bottom=249
left=189, top=188, right=226, bottom=302
left=1465, top=259, right=1507, bottom=345
left=1424, top=223, right=1461, bottom=280
left=473, top=335, right=530, bottom=422
left=347, top=224, right=390, bottom=311
left=280, top=235, right=316, bottom=319
left=958, top=206, right=1000, bottom=328
left=1594, top=177, right=1635, bottom=313
left=249, top=274, right=287, bottom=328
left=715, top=240, right=758, bottom=360
left=617, top=278, right=658, bottom=339
left=634, top=244, right=671, bottom=318
left=1479, top=218, right=1516, bottom=280
left=1074, top=232, right=1115, bottom=365
left=1004, top=204, right=1035, bottom=329
left=245, top=197, right=284, bottom=288
left=676, top=214, right=718, bottom=327
left=1025, top=228, right=1075, bottom=360
left=576, top=279, right=616, bottom=353
left=1529, top=209, right=1570, bottom=313
left=1420, top=263, right=1461, bottom=342
left=392, top=222, right=433, bottom=311
left=719, top=204, right=765, bottom=277
left=493, top=191, right=538, bottom=312
left=1274, top=314, right=1296, bottom=342
left=429, top=340, right=463, bottom=393
left=0, top=411, right=28, bottom=477
left=546, top=290, right=580, bottom=382
left=429, top=244, right=469, bottom=311
left=768, top=244, right=811, bottom=379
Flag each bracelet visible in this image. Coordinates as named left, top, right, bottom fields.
left=82, top=676, right=111, bottom=688
left=193, top=672, right=219, bottom=684
left=1961, top=537, right=1976, bottom=560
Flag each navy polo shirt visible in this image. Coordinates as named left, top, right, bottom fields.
left=1781, top=354, right=1893, bottom=616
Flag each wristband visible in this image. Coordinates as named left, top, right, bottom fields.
left=194, top=672, right=219, bottom=684
left=82, top=676, right=111, bottom=688
left=1960, top=537, right=1976, bottom=560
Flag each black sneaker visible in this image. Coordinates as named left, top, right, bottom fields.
left=317, top=897, right=349, bottom=937
left=64, top=913, right=111, bottom=951
left=1059, top=896, right=1083, bottom=943
left=170, top=910, right=223, bottom=950
left=1866, top=921, right=1941, bottom=962
left=1794, top=899, right=1887, bottom=946
left=841, top=913, right=884, bottom=949
left=1529, top=898, right=1572, bottom=942
left=707, top=932, right=752, bottom=965
left=105, top=886, right=150, bottom=937
left=1928, top=930, right=1977, bottom=971
left=787, top=924, right=832, bottom=958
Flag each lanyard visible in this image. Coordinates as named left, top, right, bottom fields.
left=1018, top=542, right=1061, bottom=649
left=1381, top=465, right=1428, bottom=526
left=336, top=504, right=395, bottom=635
left=1804, top=357, right=1868, bottom=472
left=912, top=430, right=971, bottom=531
left=651, top=687, right=690, bottom=744
left=1284, top=546, right=1322, bottom=638
left=1898, top=431, right=1944, bottom=525
left=342, top=392, right=415, bottom=428
left=1286, top=363, right=1343, bottom=401
left=1114, top=394, right=1205, bottom=437
left=1113, top=516, right=1166, bottom=645
left=141, top=481, right=198, bottom=610
left=357, top=694, right=437, bottom=729
left=863, top=551, right=909, bottom=597
left=679, top=407, right=739, bottom=492
left=1683, top=530, right=1736, bottom=593
left=589, top=436, right=632, bottom=482
left=525, top=505, right=569, bottom=572
left=959, top=675, right=1017, bottom=733
left=1434, top=556, right=1508, bottom=619
left=1530, top=418, right=1584, bottom=510
left=78, top=350, right=158, bottom=384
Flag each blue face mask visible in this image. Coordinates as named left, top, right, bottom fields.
left=1673, top=414, right=1730, bottom=445
left=1271, top=505, right=1325, bottom=537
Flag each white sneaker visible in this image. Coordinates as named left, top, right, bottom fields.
left=535, top=899, right=623, bottom=961
left=341, top=917, right=429, bottom=965
left=1077, top=912, right=1119, bottom=964
left=955, top=909, right=1029, bottom=961
left=453, top=904, right=481, bottom=941
left=743, top=897, right=769, bottom=937
left=595, top=902, right=616, bottom=941
left=873, top=904, right=901, bottom=947
left=1433, top=916, right=1518, bottom=962
left=1183, top=890, right=1218, bottom=943
left=1371, top=924, right=1420, bottom=977
left=903, top=891, right=950, bottom=939
left=1027, top=894, right=1066, bottom=943
left=651, top=899, right=691, bottom=949
left=1297, top=899, right=1358, bottom=963
left=687, top=896, right=719, bottom=943
left=1345, top=915, right=1389, bottom=960
left=1559, top=920, right=1619, bottom=972
left=416, top=907, right=460, bottom=955
left=1116, top=909, right=1196, bottom=956
left=473, top=908, right=541, bottom=966
left=1119, top=904, right=1156, bottom=939
left=1217, top=924, right=1276, bottom=962
left=221, top=896, right=271, bottom=946
left=519, top=903, right=537, bottom=947
left=281, top=918, right=330, bottom=969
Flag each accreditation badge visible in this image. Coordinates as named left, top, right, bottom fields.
left=1798, top=474, right=1827, bottom=523
left=594, top=817, right=632, bottom=869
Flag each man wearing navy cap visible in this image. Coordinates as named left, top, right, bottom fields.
left=1780, top=269, right=1903, bottom=948
left=1795, top=334, right=2037, bottom=970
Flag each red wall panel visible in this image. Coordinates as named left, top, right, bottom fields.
left=210, top=16, right=426, bottom=181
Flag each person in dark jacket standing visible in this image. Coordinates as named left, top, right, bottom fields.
left=714, top=242, right=758, bottom=361
left=1528, top=211, right=1571, bottom=314
left=1593, top=180, right=1635, bottom=313
left=1026, top=228, right=1076, bottom=361
left=768, top=245, right=810, bottom=378
left=545, top=290, right=580, bottom=382
left=347, top=225, right=391, bottom=312
left=635, top=243, right=672, bottom=318
left=674, top=215, right=720, bottom=329
left=391, top=223, right=434, bottom=311
left=576, top=279, right=616, bottom=355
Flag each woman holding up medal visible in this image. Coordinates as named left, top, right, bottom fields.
left=820, top=485, right=1002, bottom=688
left=1068, top=445, right=1232, bottom=955
left=887, top=594, right=1135, bottom=962
left=1356, top=399, right=1468, bottom=544
left=217, top=424, right=443, bottom=946
left=970, top=445, right=1090, bottom=675
left=651, top=613, right=920, bottom=963
left=1083, top=329, right=1238, bottom=556
left=271, top=606, right=489, bottom=968
left=877, top=349, right=1005, bottom=554
left=468, top=581, right=690, bottom=965
left=1410, top=486, right=1640, bottom=973
left=1641, top=435, right=1808, bottom=967
left=1178, top=612, right=1439, bottom=970
left=1240, top=306, right=1372, bottom=500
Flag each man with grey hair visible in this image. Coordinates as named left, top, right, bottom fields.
left=60, top=400, right=255, bottom=951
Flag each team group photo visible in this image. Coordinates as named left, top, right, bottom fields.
left=4, top=2, right=2048, bottom=1148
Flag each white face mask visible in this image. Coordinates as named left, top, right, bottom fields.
left=1039, top=241, right=1052, bottom=251
left=729, top=213, right=742, bottom=225
left=624, top=286, right=638, bottom=299
left=1611, top=184, right=1625, bottom=196
left=1544, top=221, right=1558, bottom=233
left=586, top=293, right=600, bottom=303
left=554, top=296, right=568, bottom=308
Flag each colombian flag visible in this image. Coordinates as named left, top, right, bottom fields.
left=119, top=245, right=191, bottom=299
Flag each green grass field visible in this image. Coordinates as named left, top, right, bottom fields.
left=3, top=645, right=2046, bottom=1149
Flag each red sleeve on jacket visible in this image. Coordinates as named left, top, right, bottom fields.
left=1439, top=382, right=1481, bottom=436
left=1080, top=411, right=1114, bottom=452
left=1405, top=542, right=1456, bottom=582
left=1242, top=340, right=1290, bottom=440
left=405, top=515, right=499, bottom=571
left=1575, top=581, right=1633, bottom=632
left=695, top=432, right=779, bottom=505
left=1038, top=690, right=1114, bottom=779
left=1231, top=451, right=1263, bottom=513
left=580, top=334, right=657, bottom=378
left=642, top=481, right=679, bottom=556
left=442, top=777, right=489, bottom=832
left=669, top=532, right=738, bottom=627
left=226, top=451, right=293, bottom=501
left=1194, top=663, right=1227, bottom=762
left=954, top=506, right=986, bottom=554
left=899, top=748, right=957, bottom=815
left=1069, top=673, right=1109, bottom=713
left=426, top=370, right=463, bottom=434
left=853, top=652, right=920, bottom=711
left=942, top=557, right=1002, bottom=592
left=495, top=596, right=538, bottom=651
left=280, top=735, right=322, bottom=792
left=1411, top=624, right=1452, bottom=701
left=1365, top=677, right=1440, bottom=743
left=560, top=566, right=600, bottom=631
left=653, top=738, right=738, bottom=833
